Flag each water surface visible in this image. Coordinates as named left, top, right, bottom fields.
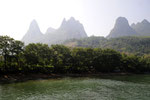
left=0, top=75, right=150, bottom=100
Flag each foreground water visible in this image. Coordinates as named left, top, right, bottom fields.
left=0, top=75, right=150, bottom=100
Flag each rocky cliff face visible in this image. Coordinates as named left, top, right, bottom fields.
left=22, top=17, right=88, bottom=45
left=22, top=20, right=43, bottom=45
left=107, top=17, right=137, bottom=38
left=59, top=17, right=87, bottom=38
left=41, top=17, right=87, bottom=45
left=131, top=19, right=150, bottom=36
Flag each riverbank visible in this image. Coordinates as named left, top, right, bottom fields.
left=0, top=73, right=137, bottom=84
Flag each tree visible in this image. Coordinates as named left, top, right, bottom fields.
left=24, top=43, right=51, bottom=66
left=50, top=45, right=72, bottom=73
left=0, top=36, right=24, bottom=72
left=121, top=54, right=148, bottom=73
left=93, top=49, right=122, bottom=72
left=71, top=48, right=90, bottom=73
left=0, top=36, right=14, bottom=68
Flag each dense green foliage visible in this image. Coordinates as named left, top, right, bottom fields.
left=64, top=36, right=150, bottom=55
left=0, top=36, right=150, bottom=74
left=0, top=36, right=24, bottom=72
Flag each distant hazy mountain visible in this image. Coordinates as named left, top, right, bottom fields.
left=22, top=17, right=87, bottom=45
left=107, top=17, right=137, bottom=38
left=45, top=27, right=56, bottom=35
left=131, top=19, right=150, bottom=36
left=59, top=17, right=87, bottom=38
left=41, top=17, right=87, bottom=45
left=22, top=20, right=43, bottom=45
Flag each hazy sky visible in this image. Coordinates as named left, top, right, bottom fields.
left=0, top=0, right=150, bottom=40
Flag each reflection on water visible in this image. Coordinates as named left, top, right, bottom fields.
left=0, top=75, right=150, bottom=100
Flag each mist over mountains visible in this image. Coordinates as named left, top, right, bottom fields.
left=131, top=19, right=150, bottom=36
left=22, top=17, right=87, bottom=45
left=22, top=17, right=150, bottom=45
left=107, top=17, right=137, bottom=38
left=107, top=17, right=150, bottom=38
left=22, top=20, right=44, bottom=45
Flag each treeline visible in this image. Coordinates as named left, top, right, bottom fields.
left=64, top=36, right=150, bottom=55
left=0, top=36, right=150, bottom=74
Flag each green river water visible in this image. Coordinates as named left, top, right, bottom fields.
left=0, top=75, right=150, bottom=100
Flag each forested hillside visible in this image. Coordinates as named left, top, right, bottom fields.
left=1, top=35, right=150, bottom=74
left=64, top=36, right=150, bottom=55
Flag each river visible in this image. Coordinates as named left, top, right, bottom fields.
left=0, top=75, right=150, bottom=100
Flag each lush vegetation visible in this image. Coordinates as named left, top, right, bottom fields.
left=64, top=36, right=150, bottom=55
left=0, top=36, right=150, bottom=74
